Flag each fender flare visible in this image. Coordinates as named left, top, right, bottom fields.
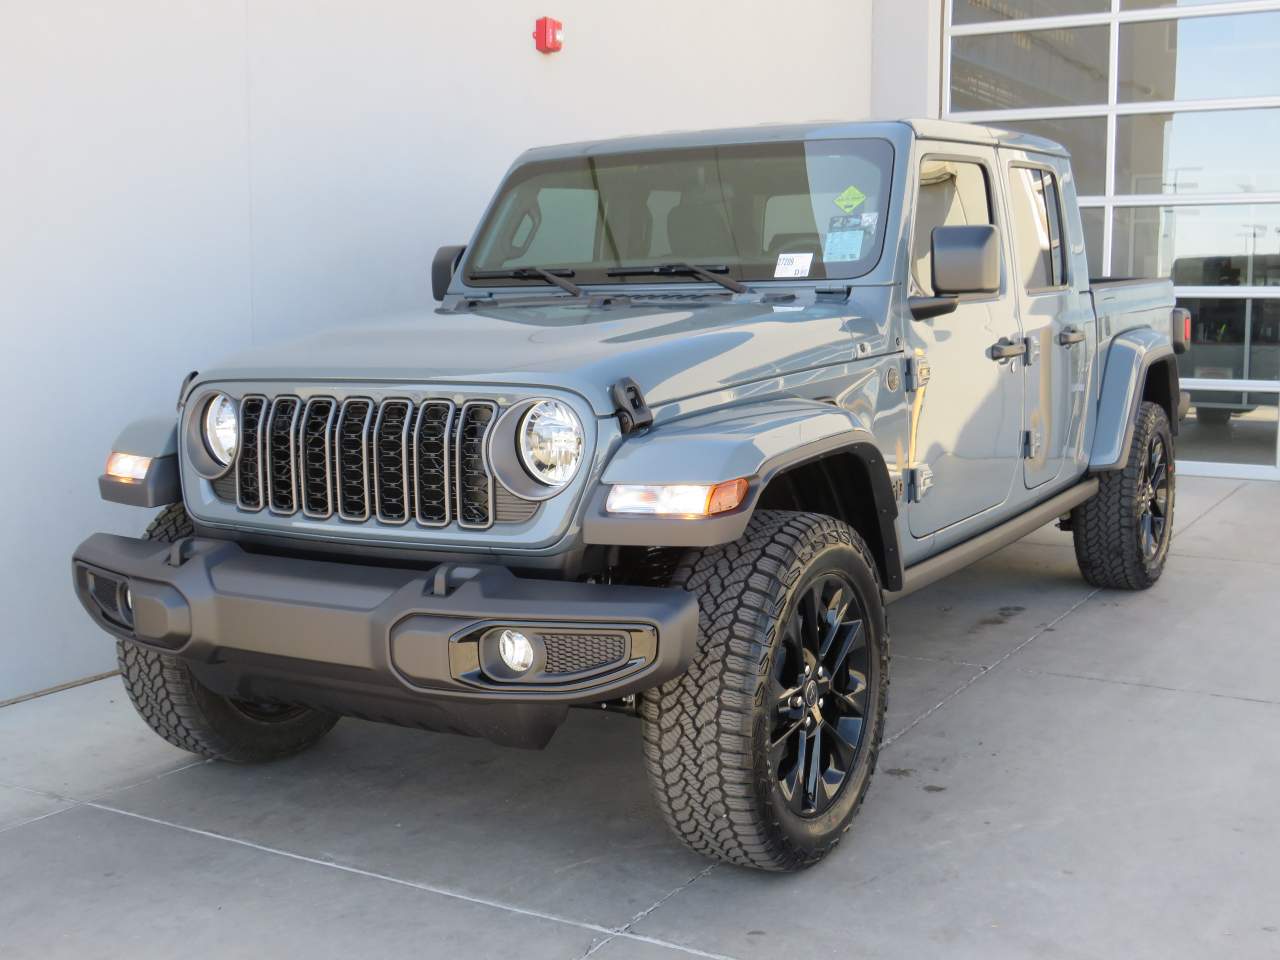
left=582, top=400, right=902, bottom=589
left=1090, top=329, right=1179, bottom=472
left=99, top=416, right=182, bottom=508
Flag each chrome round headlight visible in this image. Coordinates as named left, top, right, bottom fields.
left=518, top=400, right=583, bottom=488
left=202, top=393, right=239, bottom=467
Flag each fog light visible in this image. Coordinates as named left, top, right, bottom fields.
left=497, top=630, right=535, bottom=673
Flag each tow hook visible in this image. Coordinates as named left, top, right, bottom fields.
left=611, top=378, right=653, bottom=435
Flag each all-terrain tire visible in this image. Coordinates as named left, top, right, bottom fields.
left=639, top=510, right=889, bottom=871
left=1072, top=401, right=1176, bottom=590
left=116, top=503, right=339, bottom=762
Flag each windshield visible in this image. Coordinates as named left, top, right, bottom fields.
left=465, top=138, right=894, bottom=287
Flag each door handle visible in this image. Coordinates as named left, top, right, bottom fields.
left=1058, top=326, right=1086, bottom=346
left=988, top=337, right=1028, bottom=361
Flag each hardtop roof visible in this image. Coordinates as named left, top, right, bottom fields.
left=516, top=118, right=1070, bottom=163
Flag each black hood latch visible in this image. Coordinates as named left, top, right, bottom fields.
left=611, top=378, right=653, bottom=435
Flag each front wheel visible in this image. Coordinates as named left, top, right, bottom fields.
left=117, top=504, right=339, bottom=762
left=640, top=511, right=889, bottom=871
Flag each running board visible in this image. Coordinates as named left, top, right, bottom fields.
left=889, top=478, right=1100, bottom=602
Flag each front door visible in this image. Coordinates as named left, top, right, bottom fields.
left=905, top=149, right=1025, bottom=539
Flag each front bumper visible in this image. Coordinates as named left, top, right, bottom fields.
left=71, top=533, right=698, bottom=748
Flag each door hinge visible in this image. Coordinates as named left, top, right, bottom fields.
left=903, top=358, right=932, bottom=393
left=1023, top=429, right=1043, bottom=459
left=905, top=465, right=934, bottom=503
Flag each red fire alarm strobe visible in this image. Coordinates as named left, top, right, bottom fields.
left=533, top=16, right=563, bottom=54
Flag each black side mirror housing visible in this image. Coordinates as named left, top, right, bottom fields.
left=432, top=245, right=467, bottom=301
left=931, top=224, right=999, bottom=296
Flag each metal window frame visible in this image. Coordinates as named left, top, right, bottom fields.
left=943, top=0, right=1280, bottom=478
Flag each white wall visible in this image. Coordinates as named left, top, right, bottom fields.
left=871, top=0, right=944, bottom=121
left=1, top=0, right=895, bottom=701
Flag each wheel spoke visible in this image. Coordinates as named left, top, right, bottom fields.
left=825, top=716, right=862, bottom=757
left=775, top=684, right=803, bottom=712
left=817, top=588, right=849, bottom=659
left=824, top=619, right=864, bottom=674
left=1140, top=512, right=1155, bottom=554
left=1150, top=461, right=1167, bottom=493
left=799, top=585, right=821, bottom=655
left=805, top=723, right=823, bottom=811
left=783, top=728, right=809, bottom=813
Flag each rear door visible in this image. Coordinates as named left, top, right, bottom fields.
left=905, top=146, right=1025, bottom=539
left=1002, top=156, right=1094, bottom=489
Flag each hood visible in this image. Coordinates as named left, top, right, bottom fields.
left=197, top=291, right=893, bottom=416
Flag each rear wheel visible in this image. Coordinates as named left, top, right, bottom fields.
left=1195, top=406, right=1232, bottom=427
left=1072, top=401, right=1175, bottom=590
left=640, top=511, right=888, bottom=871
left=116, top=504, right=339, bottom=762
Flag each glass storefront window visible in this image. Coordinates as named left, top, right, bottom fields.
left=954, top=0, right=1107, bottom=25
left=1123, top=1, right=1257, bottom=9
left=1118, top=12, right=1280, bottom=103
left=1080, top=206, right=1105, bottom=278
left=1181, top=394, right=1277, bottom=465
left=1115, top=110, right=1280, bottom=195
left=1176, top=297, right=1279, bottom=412
left=1110, top=204, right=1280, bottom=284
left=951, top=26, right=1110, bottom=111
left=993, top=117, right=1107, bottom=195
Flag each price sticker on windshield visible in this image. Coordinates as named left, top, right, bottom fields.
left=774, top=252, right=813, bottom=278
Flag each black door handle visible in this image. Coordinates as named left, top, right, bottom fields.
left=1058, top=326, right=1086, bottom=346
left=988, top=337, right=1028, bottom=361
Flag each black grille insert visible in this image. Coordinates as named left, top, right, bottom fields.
left=235, top=396, right=266, bottom=511
left=456, top=402, right=496, bottom=528
left=413, top=401, right=454, bottom=526
left=266, top=397, right=301, bottom=514
left=542, top=632, right=628, bottom=675
left=373, top=399, right=413, bottom=524
left=300, top=398, right=336, bottom=518
left=336, top=399, right=373, bottom=521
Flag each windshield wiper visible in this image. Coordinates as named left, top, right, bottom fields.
left=469, top=267, right=584, bottom=297
left=606, top=262, right=749, bottom=294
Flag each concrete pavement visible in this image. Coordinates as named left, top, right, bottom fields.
left=2, top=477, right=1276, bottom=959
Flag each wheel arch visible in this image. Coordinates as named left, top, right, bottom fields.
left=1090, top=329, right=1181, bottom=472
left=585, top=400, right=903, bottom=591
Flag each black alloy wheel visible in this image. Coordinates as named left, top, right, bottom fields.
left=770, top=572, right=870, bottom=818
left=1138, top=432, right=1171, bottom=562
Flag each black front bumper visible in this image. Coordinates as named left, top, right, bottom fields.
left=72, top=534, right=698, bottom=748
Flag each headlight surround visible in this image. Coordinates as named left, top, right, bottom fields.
left=518, top=399, right=583, bottom=488
left=202, top=393, right=239, bottom=467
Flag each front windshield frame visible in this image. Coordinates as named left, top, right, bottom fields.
left=461, top=137, right=896, bottom=289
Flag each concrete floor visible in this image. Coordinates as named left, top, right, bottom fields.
left=2, top=477, right=1277, bottom=959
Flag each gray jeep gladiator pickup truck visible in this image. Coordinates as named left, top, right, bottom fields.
left=73, top=119, right=1188, bottom=871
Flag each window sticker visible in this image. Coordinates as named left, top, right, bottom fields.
left=824, top=215, right=866, bottom=262
left=834, top=185, right=867, bottom=214
left=774, top=252, right=813, bottom=278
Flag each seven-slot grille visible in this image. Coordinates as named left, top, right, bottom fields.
left=232, top=395, right=507, bottom=529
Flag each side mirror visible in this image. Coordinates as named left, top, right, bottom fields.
left=931, top=224, right=999, bottom=296
left=432, top=245, right=467, bottom=301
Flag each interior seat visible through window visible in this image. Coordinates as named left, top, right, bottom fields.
left=912, top=159, right=994, bottom=295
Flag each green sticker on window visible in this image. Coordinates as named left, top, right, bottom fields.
left=834, top=185, right=867, bottom=214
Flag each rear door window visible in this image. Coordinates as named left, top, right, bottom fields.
left=1007, top=165, right=1067, bottom=291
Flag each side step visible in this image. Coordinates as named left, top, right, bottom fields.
left=889, top=478, right=1100, bottom=602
